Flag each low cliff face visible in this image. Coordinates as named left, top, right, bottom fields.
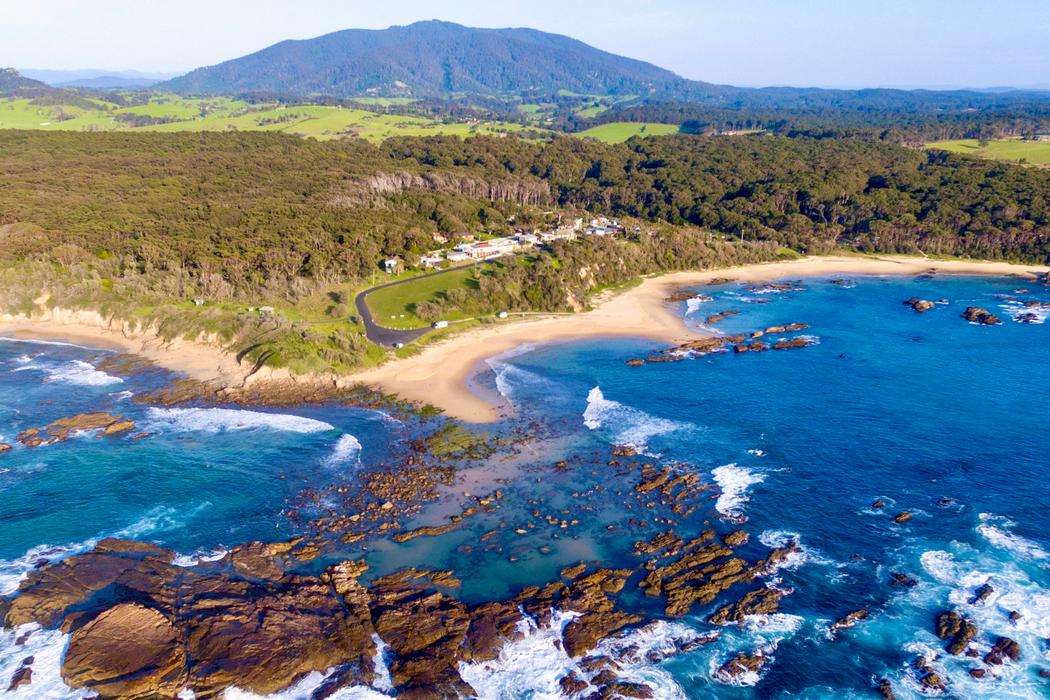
left=334, top=171, right=552, bottom=207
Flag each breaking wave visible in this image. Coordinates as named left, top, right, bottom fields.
left=322, top=433, right=363, bottom=467
left=976, top=513, right=1048, bottom=561
left=0, top=505, right=203, bottom=595
left=711, top=463, right=765, bottom=519
left=143, top=407, right=334, bottom=434
left=583, top=386, right=687, bottom=451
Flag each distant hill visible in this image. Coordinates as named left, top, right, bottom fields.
left=0, top=68, right=49, bottom=94
left=160, top=20, right=704, bottom=98
left=21, top=69, right=179, bottom=87
left=57, top=76, right=161, bottom=89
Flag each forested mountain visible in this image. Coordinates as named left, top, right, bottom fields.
left=0, top=68, right=49, bottom=95
left=160, top=21, right=694, bottom=98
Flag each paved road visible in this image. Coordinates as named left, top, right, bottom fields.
left=354, top=266, right=472, bottom=347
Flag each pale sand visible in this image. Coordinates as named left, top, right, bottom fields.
left=1, top=256, right=1046, bottom=421
left=353, top=256, right=1048, bottom=421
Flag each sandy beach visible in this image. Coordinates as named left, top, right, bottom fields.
left=2, top=255, right=1046, bottom=421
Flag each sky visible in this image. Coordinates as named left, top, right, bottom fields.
left=4, top=0, right=1049, bottom=89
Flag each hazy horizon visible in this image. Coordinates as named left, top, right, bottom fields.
left=5, top=0, right=1050, bottom=90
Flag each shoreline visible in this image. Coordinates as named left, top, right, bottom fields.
left=2, top=255, right=1046, bottom=422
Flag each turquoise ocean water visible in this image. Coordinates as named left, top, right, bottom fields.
left=1, top=273, right=1048, bottom=699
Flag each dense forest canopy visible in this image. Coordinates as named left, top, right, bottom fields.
left=1, top=129, right=1047, bottom=371
left=2, top=130, right=1048, bottom=294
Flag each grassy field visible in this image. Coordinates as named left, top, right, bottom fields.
left=365, top=266, right=482, bottom=329
left=927, top=138, right=1050, bottom=166
left=0, top=94, right=533, bottom=142
left=577, top=121, right=681, bottom=143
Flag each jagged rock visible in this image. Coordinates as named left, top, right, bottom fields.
left=935, top=611, right=977, bottom=654
left=717, top=651, right=766, bottom=681
left=872, top=499, right=886, bottom=508
left=893, top=511, right=912, bottom=524
left=560, top=562, right=588, bottom=580
left=829, top=608, right=869, bottom=635
left=708, top=588, right=783, bottom=624
left=970, top=583, right=994, bottom=605
left=722, top=530, right=749, bottom=547
left=704, top=310, right=739, bottom=325
left=876, top=678, right=896, bottom=699
left=6, top=658, right=32, bottom=692
left=969, top=668, right=987, bottom=679
left=890, top=572, right=917, bottom=587
left=772, top=337, right=811, bottom=350
left=17, top=413, right=136, bottom=447
left=62, top=603, right=186, bottom=699
left=764, top=323, right=809, bottom=333
left=921, top=672, right=945, bottom=691
left=5, top=541, right=178, bottom=628
left=185, top=575, right=376, bottom=697
left=935, top=611, right=963, bottom=639
left=734, top=341, right=768, bottom=353
left=0, top=443, right=11, bottom=454
left=1009, top=610, right=1022, bottom=621
left=461, top=600, right=526, bottom=663
left=625, top=358, right=646, bottom=367
left=559, top=671, right=588, bottom=694
left=228, top=540, right=296, bottom=580
left=904, top=298, right=935, bottom=313
left=368, top=570, right=472, bottom=694
left=984, top=636, right=1021, bottom=665
left=963, top=307, right=1001, bottom=325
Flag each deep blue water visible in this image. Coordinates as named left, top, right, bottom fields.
left=1, top=274, right=1048, bottom=699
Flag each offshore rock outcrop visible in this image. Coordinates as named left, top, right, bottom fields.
left=903, top=297, right=935, bottom=313
left=16, top=412, right=135, bottom=447
left=962, top=306, right=1001, bottom=325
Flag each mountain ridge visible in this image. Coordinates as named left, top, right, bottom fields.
left=160, top=20, right=706, bottom=98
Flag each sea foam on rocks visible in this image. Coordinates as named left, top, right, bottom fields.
left=711, top=463, right=765, bottom=520
left=583, top=386, right=686, bottom=452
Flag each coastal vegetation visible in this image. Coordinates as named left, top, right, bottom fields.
left=1, top=128, right=1048, bottom=374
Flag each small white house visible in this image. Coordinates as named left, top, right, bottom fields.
left=433, top=320, right=449, bottom=329
left=497, top=311, right=509, bottom=319
left=383, top=259, right=400, bottom=273
left=420, top=255, right=444, bottom=269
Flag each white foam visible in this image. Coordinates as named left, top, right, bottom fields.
left=0, top=623, right=92, bottom=699
left=45, top=360, right=124, bottom=387
left=0, top=337, right=95, bottom=350
left=172, top=547, right=229, bottom=568
left=0, top=505, right=201, bottom=594
left=999, top=300, right=1049, bottom=324
left=144, top=407, right=334, bottom=435
left=322, top=434, right=363, bottom=467
left=685, top=295, right=712, bottom=314
left=370, top=634, right=393, bottom=693
left=109, top=389, right=135, bottom=401
left=977, top=513, right=1048, bottom=561
left=747, top=449, right=766, bottom=457
left=583, top=386, right=686, bottom=451
left=711, top=463, right=765, bottom=519
left=459, top=609, right=582, bottom=699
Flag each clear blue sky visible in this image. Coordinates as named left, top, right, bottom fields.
left=5, top=0, right=1049, bottom=88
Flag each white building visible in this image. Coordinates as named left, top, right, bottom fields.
left=446, top=250, right=469, bottom=263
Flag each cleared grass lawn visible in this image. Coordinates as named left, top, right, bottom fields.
left=365, top=267, right=481, bottom=329
left=928, top=139, right=1050, bottom=166
left=577, top=121, right=680, bottom=143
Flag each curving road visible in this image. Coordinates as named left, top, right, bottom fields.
left=354, top=266, right=470, bottom=347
